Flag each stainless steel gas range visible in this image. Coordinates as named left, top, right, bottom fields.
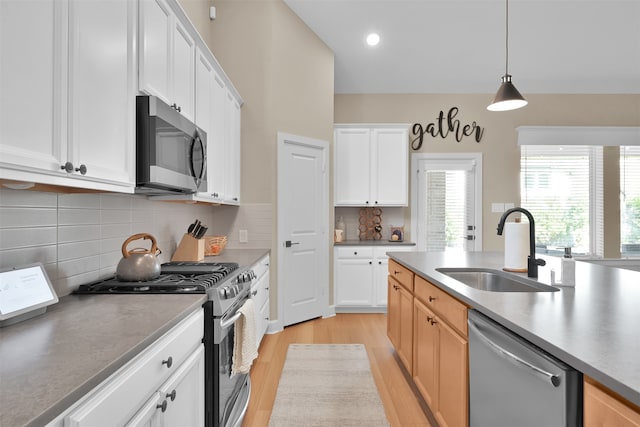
left=75, top=261, right=256, bottom=427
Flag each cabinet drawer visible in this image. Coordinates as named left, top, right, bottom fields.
left=388, top=259, right=414, bottom=292
left=415, top=275, right=467, bottom=337
left=65, top=309, right=204, bottom=426
left=336, top=247, right=374, bottom=259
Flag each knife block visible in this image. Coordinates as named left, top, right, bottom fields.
left=171, top=234, right=205, bottom=262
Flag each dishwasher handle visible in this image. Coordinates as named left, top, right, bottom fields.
left=469, top=319, right=561, bottom=387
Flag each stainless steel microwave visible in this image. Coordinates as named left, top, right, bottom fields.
left=135, top=95, right=207, bottom=195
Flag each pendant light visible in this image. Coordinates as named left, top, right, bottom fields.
left=487, top=0, right=527, bottom=111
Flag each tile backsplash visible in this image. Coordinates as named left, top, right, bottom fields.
left=0, top=189, right=272, bottom=296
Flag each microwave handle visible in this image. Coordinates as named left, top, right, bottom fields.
left=189, top=132, right=207, bottom=186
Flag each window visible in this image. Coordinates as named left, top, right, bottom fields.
left=520, top=145, right=603, bottom=256
left=620, top=146, right=640, bottom=256
left=411, top=154, right=482, bottom=252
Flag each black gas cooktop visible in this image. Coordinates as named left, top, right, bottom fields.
left=75, top=262, right=239, bottom=294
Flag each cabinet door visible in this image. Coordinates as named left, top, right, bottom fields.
left=584, top=379, right=640, bottom=427
left=171, top=16, right=195, bottom=122
left=139, top=0, right=172, bottom=104
left=387, top=277, right=401, bottom=348
left=207, top=72, right=226, bottom=200
left=335, top=258, right=374, bottom=306
left=158, top=345, right=205, bottom=427
left=334, top=128, right=371, bottom=206
left=413, top=299, right=438, bottom=410
left=436, top=318, right=468, bottom=427
left=372, top=127, right=408, bottom=206
left=374, top=257, right=389, bottom=306
left=398, top=284, right=414, bottom=374
left=0, top=0, right=65, bottom=174
left=194, top=48, right=213, bottom=136
left=223, top=90, right=241, bottom=204
left=67, top=0, right=135, bottom=188
left=125, top=392, right=163, bottom=427
left=389, top=276, right=413, bottom=373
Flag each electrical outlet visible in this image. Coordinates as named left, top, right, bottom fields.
left=239, top=229, right=248, bottom=243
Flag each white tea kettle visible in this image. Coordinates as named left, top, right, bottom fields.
left=116, top=233, right=162, bottom=281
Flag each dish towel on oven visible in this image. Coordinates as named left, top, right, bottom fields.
left=231, top=298, right=258, bottom=375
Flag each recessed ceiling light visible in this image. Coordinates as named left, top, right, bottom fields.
left=366, top=33, right=380, bottom=46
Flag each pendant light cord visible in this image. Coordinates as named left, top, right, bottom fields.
left=505, top=0, right=509, bottom=76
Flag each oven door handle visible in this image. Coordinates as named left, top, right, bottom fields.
left=220, top=311, right=242, bottom=330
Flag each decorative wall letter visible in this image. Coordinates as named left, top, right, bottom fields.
left=411, top=107, right=485, bottom=150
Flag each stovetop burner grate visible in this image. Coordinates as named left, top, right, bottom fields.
left=75, top=262, right=240, bottom=295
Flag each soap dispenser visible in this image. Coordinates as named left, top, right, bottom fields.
left=560, top=247, right=576, bottom=287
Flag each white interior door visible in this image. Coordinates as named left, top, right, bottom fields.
left=277, top=133, right=329, bottom=327
left=411, top=153, right=482, bottom=252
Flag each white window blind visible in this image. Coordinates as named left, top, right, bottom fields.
left=416, top=159, right=477, bottom=252
left=620, top=146, right=640, bottom=256
left=520, top=145, right=603, bottom=256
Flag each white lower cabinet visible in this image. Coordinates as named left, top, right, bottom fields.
left=50, top=309, right=204, bottom=427
left=334, top=245, right=414, bottom=311
left=249, top=254, right=270, bottom=348
left=126, top=346, right=204, bottom=427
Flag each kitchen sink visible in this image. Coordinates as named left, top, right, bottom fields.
left=436, top=268, right=559, bottom=292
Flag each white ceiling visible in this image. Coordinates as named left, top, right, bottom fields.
left=283, top=0, right=640, bottom=94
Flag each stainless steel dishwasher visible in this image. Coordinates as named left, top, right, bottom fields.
left=468, top=310, right=582, bottom=427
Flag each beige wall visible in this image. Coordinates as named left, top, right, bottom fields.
left=180, top=0, right=335, bottom=315
left=335, top=94, right=640, bottom=255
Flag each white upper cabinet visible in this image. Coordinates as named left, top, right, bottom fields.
left=372, top=127, right=409, bottom=206
left=188, top=48, right=241, bottom=205
left=68, top=0, right=136, bottom=188
left=224, top=89, right=241, bottom=204
left=170, top=17, right=195, bottom=122
left=334, top=125, right=409, bottom=207
left=0, top=0, right=136, bottom=192
left=0, top=1, right=61, bottom=174
left=138, top=0, right=171, bottom=105
left=145, top=0, right=242, bottom=206
left=139, top=0, right=195, bottom=122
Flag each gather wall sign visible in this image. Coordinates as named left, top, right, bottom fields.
left=411, top=107, right=485, bottom=150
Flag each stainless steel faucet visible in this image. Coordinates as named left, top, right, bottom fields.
left=497, top=207, right=546, bottom=278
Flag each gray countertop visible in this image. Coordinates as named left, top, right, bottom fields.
left=204, top=248, right=270, bottom=266
left=335, top=240, right=416, bottom=247
left=387, top=251, right=640, bottom=407
left=0, top=248, right=270, bottom=427
left=0, top=293, right=207, bottom=427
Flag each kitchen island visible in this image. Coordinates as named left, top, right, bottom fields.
left=387, top=250, right=640, bottom=408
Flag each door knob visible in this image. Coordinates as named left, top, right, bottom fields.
left=285, top=240, right=300, bottom=248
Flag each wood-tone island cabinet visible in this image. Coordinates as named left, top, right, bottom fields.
left=585, top=377, right=640, bottom=427
left=387, top=259, right=469, bottom=427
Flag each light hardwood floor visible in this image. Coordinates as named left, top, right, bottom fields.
left=242, top=313, right=434, bottom=427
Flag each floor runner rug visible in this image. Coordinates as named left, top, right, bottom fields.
left=268, top=343, right=389, bottom=427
